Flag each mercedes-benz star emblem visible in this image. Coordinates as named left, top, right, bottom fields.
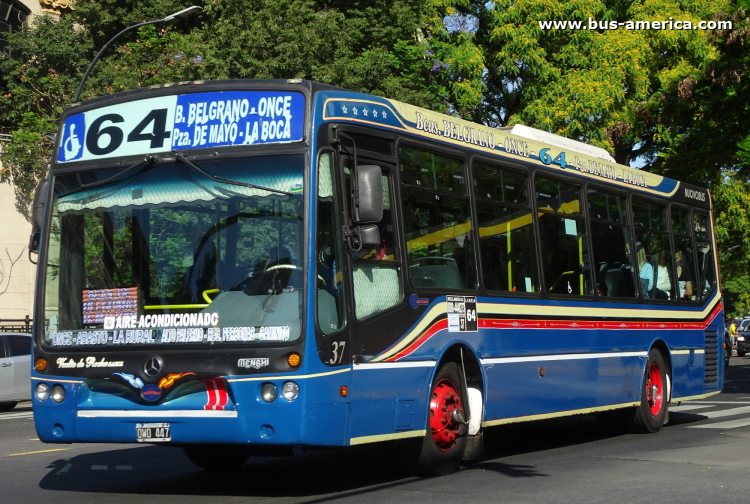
left=143, top=356, right=162, bottom=377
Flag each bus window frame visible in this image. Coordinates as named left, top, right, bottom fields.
left=468, top=154, right=541, bottom=298
left=531, top=169, right=595, bottom=300
left=394, top=137, right=478, bottom=294
left=691, top=209, right=718, bottom=303
left=584, top=181, right=639, bottom=303
left=669, top=202, right=701, bottom=305
left=314, top=148, right=348, bottom=338
left=628, top=193, right=677, bottom=305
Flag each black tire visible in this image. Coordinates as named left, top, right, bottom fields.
left=0, top=402, right=17, bottom=413
left=626, top=349, right=669, bottom=433
left=183, top=444, right=252, bottom=471
left=401, top=362, right=468, bottom=476
left=738, top=347, right=746, bottom=357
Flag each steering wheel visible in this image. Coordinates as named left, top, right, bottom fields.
left=264, top=264, right=328, bottom=287
left=265, top=264, right=302, bottom=273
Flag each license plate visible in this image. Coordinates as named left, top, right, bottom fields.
left=136, top=423, right=170, bottom=443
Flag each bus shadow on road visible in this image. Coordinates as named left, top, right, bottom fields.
left=37, top=438, right=553, bottom=498
left=36, top=442, right=472, bottom=499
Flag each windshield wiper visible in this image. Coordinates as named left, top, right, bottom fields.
left=60, top=155, right=156, bottom=198
left=174, top=153, right=294, bottom=197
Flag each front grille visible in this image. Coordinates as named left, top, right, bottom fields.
left=704, top=330, right=718, bottom=387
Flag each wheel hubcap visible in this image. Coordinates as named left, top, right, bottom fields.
left=646, top=363, right=663, bottom=416
left=429, top=378, right=464, bottom=451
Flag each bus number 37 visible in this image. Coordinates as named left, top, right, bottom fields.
left=329, top=341, right=346, bottom=365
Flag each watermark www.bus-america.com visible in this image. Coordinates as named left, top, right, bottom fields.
left=539, top=18, right=732, bottom=31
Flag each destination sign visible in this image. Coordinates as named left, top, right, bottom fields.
left=57, top=90, right=305, bottom=163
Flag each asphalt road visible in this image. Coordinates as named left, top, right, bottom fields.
left=3, top=357, right=750, bottom=503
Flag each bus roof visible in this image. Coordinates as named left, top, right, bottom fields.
left=52, top=78, right=710, bottom=208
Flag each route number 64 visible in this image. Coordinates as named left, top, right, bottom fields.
left=86, top=109, right=171, bottom=155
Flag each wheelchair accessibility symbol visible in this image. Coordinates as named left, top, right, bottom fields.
left=57, top=114, right=85, bottom=162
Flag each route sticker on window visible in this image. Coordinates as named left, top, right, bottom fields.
left=446, top=295, right=478, bottom=332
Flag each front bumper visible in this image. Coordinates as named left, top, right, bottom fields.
left=32, top=375, right=349, bottom=447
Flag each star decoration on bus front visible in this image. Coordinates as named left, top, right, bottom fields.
left=341, top=105, right=348, bottom=114
left=352, top=107, right=358, bottom=116
left=373, top=110, right=378, bottom=118
left=363, top=108, right=369, bottom=117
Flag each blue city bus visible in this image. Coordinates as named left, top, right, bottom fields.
left=30, top=79, right=723, bottom=475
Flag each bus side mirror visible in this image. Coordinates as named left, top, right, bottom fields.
left=352, top=165, right=383, bottom=224
left=352, top=224, right=380, bottom=249
left=28, top=178, right=48, bottom=258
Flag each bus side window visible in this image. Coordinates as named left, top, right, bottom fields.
left=587, top=188, right=636, bottom=299
left=399, top=145, right=476, bottom=290
left=672, top=206, right=697, bottom=302
left=633, top=198, right=675, bottom=302
left=344, top=163, right=403, bottom=320
left=316, top=153, right=345, bottom=333
left=535, top=175, right=591, bottom=296
left=473, top=163, right=539, bottom=293
left=693, top=212, right=717, bottom=301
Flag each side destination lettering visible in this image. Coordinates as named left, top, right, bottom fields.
left=572, top=157, right=647, bottom=188
left=415, top=111, right=496, bottom=149
left=685, top=188, right=706, bottom=202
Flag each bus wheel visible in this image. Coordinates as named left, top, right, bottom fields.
left=403, top=362, right=468, bottom=476
left=627, top=349, right=668, bottom=433
left=183, top=444, right=252, bottom=471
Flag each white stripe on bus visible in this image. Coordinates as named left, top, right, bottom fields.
left=77, top=410, right=238, bottom=418
left=480, top=351, right=648, bottom=365
left=353, top=361, right=436, bottom=370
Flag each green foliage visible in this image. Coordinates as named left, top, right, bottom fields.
left=427, top=0, right=725, bottom=164
left=0, top=15, right=93, bottom=216
left=712, top=175, right=750, bottom=316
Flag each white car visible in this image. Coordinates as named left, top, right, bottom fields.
left=0, top=333, right=31, bottom=412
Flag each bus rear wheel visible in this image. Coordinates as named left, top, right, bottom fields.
left=626, top=349, right=668, bottom=433
left=402, top=362, right=468, bottom=476
left=183, top=444, right=252, bottom=471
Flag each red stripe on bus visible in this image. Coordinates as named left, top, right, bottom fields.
left=386, top=319, right=448, bottom=362
left=385, top=302, right=723, bottom=362
left=203, top=379, right=219, bottom=410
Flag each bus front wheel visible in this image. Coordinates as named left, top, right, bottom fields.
left=183, top=444, right=252, bottom=471
left=626, top=349, right=668, bottom=433
left=401, top=362, right=468, bottom=476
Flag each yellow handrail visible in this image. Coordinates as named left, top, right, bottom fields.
left=202, top=288, right=220, bottom=304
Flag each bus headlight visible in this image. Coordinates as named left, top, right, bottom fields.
left=261, top=383, right=278, bottom=402
left=51, top=385, right=66, bottom=403
left=282, top=381, right=299, bottom=401
left=35, top=383, right=50, bottom=401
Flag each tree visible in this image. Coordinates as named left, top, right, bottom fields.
left=1, top=1, right=452, bottom=216
left=426, top=0, right=726, bottom=166
left=0, top=15, right=93, bottom=218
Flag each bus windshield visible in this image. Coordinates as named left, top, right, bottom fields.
left=42, top=154, right=305, bottom=349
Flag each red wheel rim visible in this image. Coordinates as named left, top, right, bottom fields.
left=429, top=378, right=463, bottom=451
left=646, top=362, right=663, bottom=416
